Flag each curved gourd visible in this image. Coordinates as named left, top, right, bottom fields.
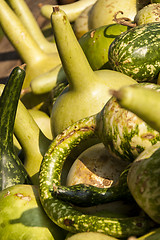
left=40, top=0, right=97, bottom=22
left=7, top=0, right=58, bottom=54
left=0, top=0, right=61, bottom=88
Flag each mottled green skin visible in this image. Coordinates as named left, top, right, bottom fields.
left=128, top=144, right=160, bottom=224
left=98, top=83, right=160, bottom=162
left=79, top=24, right=128, bottom=71
left=39, top=116, right=154, bottom=238
left=108, top=22, right=160, bottom=82
left=0, top=67, right=31, bottom=190
left=51, top=168, right=132, bottom=207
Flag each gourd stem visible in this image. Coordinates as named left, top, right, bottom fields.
left=0, top=0, right=47, bottom=65
left=7, top=0, right=57, bottom=54
left=51, top=6, right=98, bottom=90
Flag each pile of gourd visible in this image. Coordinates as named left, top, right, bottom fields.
left=0, top=0, right=160, bottom=239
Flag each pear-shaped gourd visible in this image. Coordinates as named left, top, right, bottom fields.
left=40, top=0, right=97, bottom=22
left=7, top=0, right=58, bottom=54
left=134, top=3, right=160, bottom=25
left=0, top=0, right=61, bottom=89
left=0, top=184, right=66, bottom=240
left=50, top=7, right=136, bottom=138
left=30, top=22, right=128, bottom=95
left=87, top=0, right=149, bottom=30
left=0, top=66, right=31, bottom=190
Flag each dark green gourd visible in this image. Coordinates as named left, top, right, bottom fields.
left=108, top=22, right=160, bottom=82
left=0, top=65, right=31, bottom=190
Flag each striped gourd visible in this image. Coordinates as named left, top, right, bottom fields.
left=108, top=22, right=160, bottom=82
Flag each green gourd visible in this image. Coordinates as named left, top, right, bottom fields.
left=0, top=184, right=66, bottom=240
left=49, top=7, right=136, bottom=138
left=134, top=3, right=160, bottom=25
left=0, top=83, right=52, bottom=186
left=87, top=0, right=149, bottom=30
left=0, top=65, right=31, bottom=190
left=6, top=0, right=58, bottom=54
left=0, top=0, right=61, bottom=89
left=108, top=22, right=160, bottom=82
left=127, top=142, right=160, bottom=224
left=79, top=23, right=129, bottom=70
left=40, top=0, right=96, bottom=22
left=13, top=99, right=52, bottom=185
left=39, top=113, right=155, bottom=238
left=111, top=83, right=160, bottom=133
left=30, top=22, right=128, bottom=95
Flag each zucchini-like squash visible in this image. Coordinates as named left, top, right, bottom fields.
left=0, top=65, right=31, bottom=190
left=39, top=116, right=154, bottom=239
left=108, top=22, right=160, bottom=82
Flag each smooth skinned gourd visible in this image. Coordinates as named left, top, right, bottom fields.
left=0, top=184, right=66, bottom=240
left=30, top=22, right=128, bottom=95
left=40, top=0, right=97, bottom=22
left=73, top=5, right=93, bottom=39
left=87, top=0, right=150, bottom=30
left=0, top=66, right=31, bottom=190
left=49, top=7, right=136, bottom=138
left=7, top=0, right=58, bottom=54
left=0, top=0, right=61, bottom=89
left=13, top=100, right=52, bottom=185
left=78, top=23, right=128, bottom=70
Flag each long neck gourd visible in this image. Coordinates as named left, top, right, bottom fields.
left=112, top=83, right=160, bottom=133
left=7, top=0, right=58, bottom=54
left=0, top=66, right=31, bottom=190
left=13, top=100, right=52, bottom=185
left=40, top=0, right=97, bottom=22
left=50, top=6, right=136, bottom=138
left=0, top=0, right=61, bottom=88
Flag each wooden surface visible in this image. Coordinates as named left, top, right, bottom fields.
left=0, top=0, right=58, bottom=84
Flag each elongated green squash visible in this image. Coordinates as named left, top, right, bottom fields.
left=0, top=66, right=31, bottom=190
left=108, top=22, right=160, bottom=82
